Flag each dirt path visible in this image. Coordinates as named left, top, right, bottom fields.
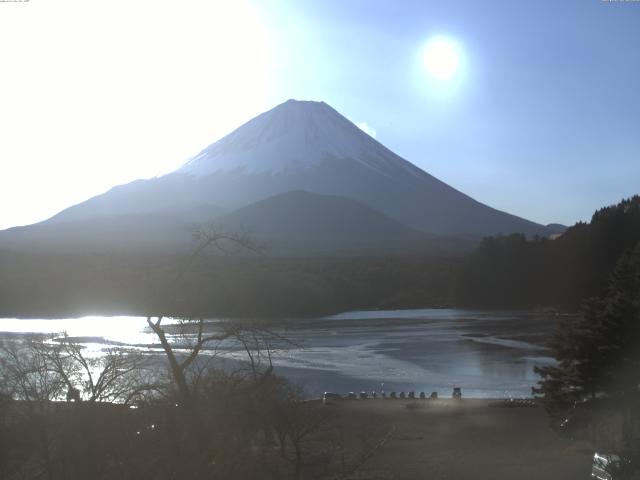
left=326, top=399, right=590, bottom=479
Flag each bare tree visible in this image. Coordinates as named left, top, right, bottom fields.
left=0, top=335, right=168, bottom=480
left=231, top=320, right=297, bottom=380
left=0, top=337, right=67, bottom=479
left=0, top=337, right=66, bottom=405
left=145, top=316, right=235, bottom=407
left=269, top=383, right=333, bottom=480
left=41, top=334, right=158, bottom=404
left=144, top=225, right=268, bottom=406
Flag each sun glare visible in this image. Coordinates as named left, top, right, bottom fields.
left=0, top=0, right=275, bottom=230
left=421, top=36, right=462, bottom=81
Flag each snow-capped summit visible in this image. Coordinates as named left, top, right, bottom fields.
left=179, top=99, right=418, bottom=179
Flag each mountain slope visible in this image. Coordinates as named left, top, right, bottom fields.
left=3, top=99, right=552, bottom=253
left=216, top=190, right=429, bottom=254
left=0, top=205, right=226, bottom=253
left=177, top=99, right=550, bottom=236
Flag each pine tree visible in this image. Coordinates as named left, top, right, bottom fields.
left=535, top=242, right=640, bottom=442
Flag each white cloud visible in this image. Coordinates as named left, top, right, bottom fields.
left=356, top=122, right=377, bottom=138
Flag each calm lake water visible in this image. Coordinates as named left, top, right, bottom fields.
left=0, top=309, right=560, bottom=398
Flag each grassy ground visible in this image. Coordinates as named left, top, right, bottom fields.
left=322, top=398, right=590, bottom=480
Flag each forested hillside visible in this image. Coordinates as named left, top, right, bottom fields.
left=1, top=197, right=637, bottom=318
left=456, top=196, right=640, bottom=309
left=0, top=251, right=458, bottom=318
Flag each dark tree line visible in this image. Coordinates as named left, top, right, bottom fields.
left=0, top=250, right=460, bottom=319
left=534, top=241, right=640, bottom=451
left=3, top=197, right=638, bottom=319
left=456, top=196, right=640, bottom=310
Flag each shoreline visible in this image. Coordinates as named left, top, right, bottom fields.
left=0, top=309, right=556, bottom=400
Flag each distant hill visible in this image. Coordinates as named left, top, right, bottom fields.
left=0, top=190, right=442, bottom=255
left=216, top=190, right=430, bottom=254
left=545, top=223, right=567, bottom=236
left=0, top=190, right=479, bottom=255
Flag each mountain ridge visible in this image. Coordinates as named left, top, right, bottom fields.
left=2, top=99, right=555, bottom=253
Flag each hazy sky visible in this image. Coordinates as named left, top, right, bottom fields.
left=1, top=0, right=638, bottom=230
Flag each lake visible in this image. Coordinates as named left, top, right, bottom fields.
left=0, top=309, right=561, bottom=398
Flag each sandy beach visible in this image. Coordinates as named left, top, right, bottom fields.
left=321, top=398, right=590, bottom=480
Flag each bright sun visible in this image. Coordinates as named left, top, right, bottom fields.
left=421, top=36, right=462, bottom=81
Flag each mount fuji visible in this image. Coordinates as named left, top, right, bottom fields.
left=0, top=99, right=552, bottom=254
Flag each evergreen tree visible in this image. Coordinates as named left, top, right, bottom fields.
left=535, top=242, right=640, bottom=442
left=456, top=195, right=640, bottom=309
